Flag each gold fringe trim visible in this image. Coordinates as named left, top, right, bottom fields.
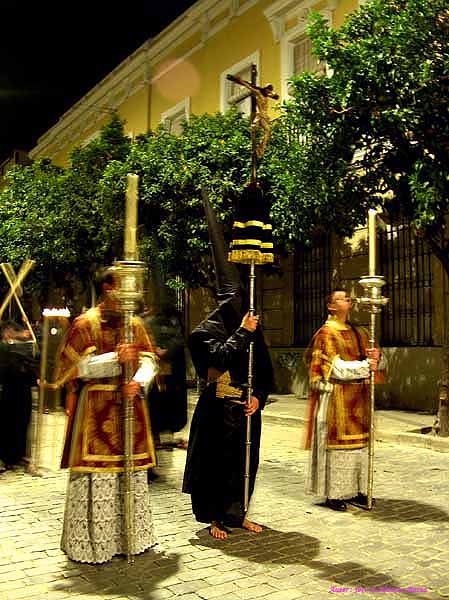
left=69, top=463, right=156, bottom=473
left=326, top=442, right=368, bottom=450
left=229, top=250, right=274, bottom=264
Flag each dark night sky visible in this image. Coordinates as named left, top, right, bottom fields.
left=0, top=1, right=197, bottom=164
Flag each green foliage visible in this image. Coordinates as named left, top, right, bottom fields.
left=100, top=110, right=253, bottom=288
left=4, top=0, right=447, bottom=301
left=0, top=109, right=256, bottom=299
left=280, top=0, right=449, bottom=260
left=0, top=114, right=132, bottom=301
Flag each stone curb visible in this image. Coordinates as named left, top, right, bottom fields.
left=187, top=398, right=449, bottom=454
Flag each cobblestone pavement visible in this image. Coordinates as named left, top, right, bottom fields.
left=1, top=418, right=448, bottom=600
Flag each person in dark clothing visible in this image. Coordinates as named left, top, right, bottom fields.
left=144, top=304, right=188, bottom=449
left=182, top=192, right=274, bottom=540
left=0, top=321, right=39, bottom=471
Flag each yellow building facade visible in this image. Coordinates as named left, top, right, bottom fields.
left=30, top=0, right=361, bottom=164
left=29, top=0, right=443, bottom=412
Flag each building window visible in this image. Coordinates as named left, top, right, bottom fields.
left=292, top=35, right=326, bottom=77
left=220, top=51, right=260, bottom=116
left=276, top=7, right=333, bottom=100
left=294, top=235, right=333, bottom=346
left=161, top=97, right=190, bottom=136
left=379, top=221, right=433, bottom=346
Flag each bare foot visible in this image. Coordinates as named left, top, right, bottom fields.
left=209, top=521, right=228, bottom=540
left=242, top=518, right=263, bottom=533
left=174, top=439, right=188, bottom=449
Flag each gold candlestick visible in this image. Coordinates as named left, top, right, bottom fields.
left=358, top=207, right=389, bottom=510
left=124, top=174, right=139, bottom=260
left=368, top=208, right=377, bottom=277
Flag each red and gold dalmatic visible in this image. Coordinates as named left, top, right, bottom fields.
left=305, top=317, right=370, bottom=452
left=57, top=305, right=157, bottom=472
left=304, top=315, right=374, bottom=501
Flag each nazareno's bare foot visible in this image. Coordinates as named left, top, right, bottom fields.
left=209, top=521, right=228, bottom=540
left=242, top=518, right=263, bottom=533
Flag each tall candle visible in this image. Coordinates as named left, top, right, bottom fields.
left=124, top=173, right=139, bottom=259
left=368, top=208, right=377, bottom=276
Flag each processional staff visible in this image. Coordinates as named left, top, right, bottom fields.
left=227, top=64, right=277, bottom=511
left=114, top=173, right=146, bottom=563
left=357, top=208, right=388, bottom=510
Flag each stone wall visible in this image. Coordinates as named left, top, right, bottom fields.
left=269, top=346, right=441, bottom=413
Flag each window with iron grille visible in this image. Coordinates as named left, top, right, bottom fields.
left=294, top=236, right=333, bottom=346
left=379, top=221, right=433, bottom=346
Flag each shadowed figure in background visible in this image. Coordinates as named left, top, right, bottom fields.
left=0, top=320, right=39, bottom=472
left=182, top=192, right=274, bottom=540
left=144, top=303, right=187, bottom=450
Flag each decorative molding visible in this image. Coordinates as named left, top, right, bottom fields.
left=264, top=0, right=336, bottom=43
left=29, top=42, right=152, bottom=160
left=30, top=0, right=262, bottom=160
left=230, top=0, right=240, bottom=15
left=235, top=0, right=259, bottom=16
left=161, top=97, right=191, bottom=127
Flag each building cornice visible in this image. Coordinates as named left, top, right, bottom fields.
left=30, top=0, right=261, bottom=160
left=29, top=42, right=152, bottom=159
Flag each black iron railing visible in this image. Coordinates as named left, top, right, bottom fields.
left=379, top=221, right=433, bottom=346
left=294, top=236, right=333, bottom=346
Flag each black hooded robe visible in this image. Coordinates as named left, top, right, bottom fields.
left=145, top=309, right=187, bottom=436
left=182, top=313, right=273, bottom=527
left=0, top=340, right=38, bottom=466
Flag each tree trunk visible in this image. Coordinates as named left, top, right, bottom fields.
left=433, top=344, right=449, bottom=436
left=424, top=233, right=449, bottom=436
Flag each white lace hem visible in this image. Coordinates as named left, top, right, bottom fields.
left=61, top=471, right=156, bottom=563
left=326, top=447, right=368, bottom=500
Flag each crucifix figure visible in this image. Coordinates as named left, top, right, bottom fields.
left=227, top=65, right=279, bottom=177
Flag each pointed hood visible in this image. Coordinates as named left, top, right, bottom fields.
left=190, top=190, right=248, bottom=353
left=188, top=190, right=273, bottom=392
left=201, top=188, right=242, bottom=305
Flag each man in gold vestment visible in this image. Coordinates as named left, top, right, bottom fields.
left=304, top=290, right=380, bottom=512
left=56, top=269, right=158, bottom=563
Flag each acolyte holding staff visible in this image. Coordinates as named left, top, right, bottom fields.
left=304, top=208, right=387, bottom=512
left=56, top=174, right=159, bottom=564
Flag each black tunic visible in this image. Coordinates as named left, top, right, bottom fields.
left=182, top=320, right=273, bottom=527
left=0, top=341, right=38, bottom=466
left=145, top=311, right=187, bottom=435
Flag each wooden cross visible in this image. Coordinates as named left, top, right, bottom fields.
left=0, top=259, right=38, bottom=347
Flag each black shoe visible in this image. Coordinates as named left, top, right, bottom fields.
left=147, top=468, right=159, bottom=482
left=325, top=498, right=347, bottom=512
left=349, top=494, right=375, bottom=509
